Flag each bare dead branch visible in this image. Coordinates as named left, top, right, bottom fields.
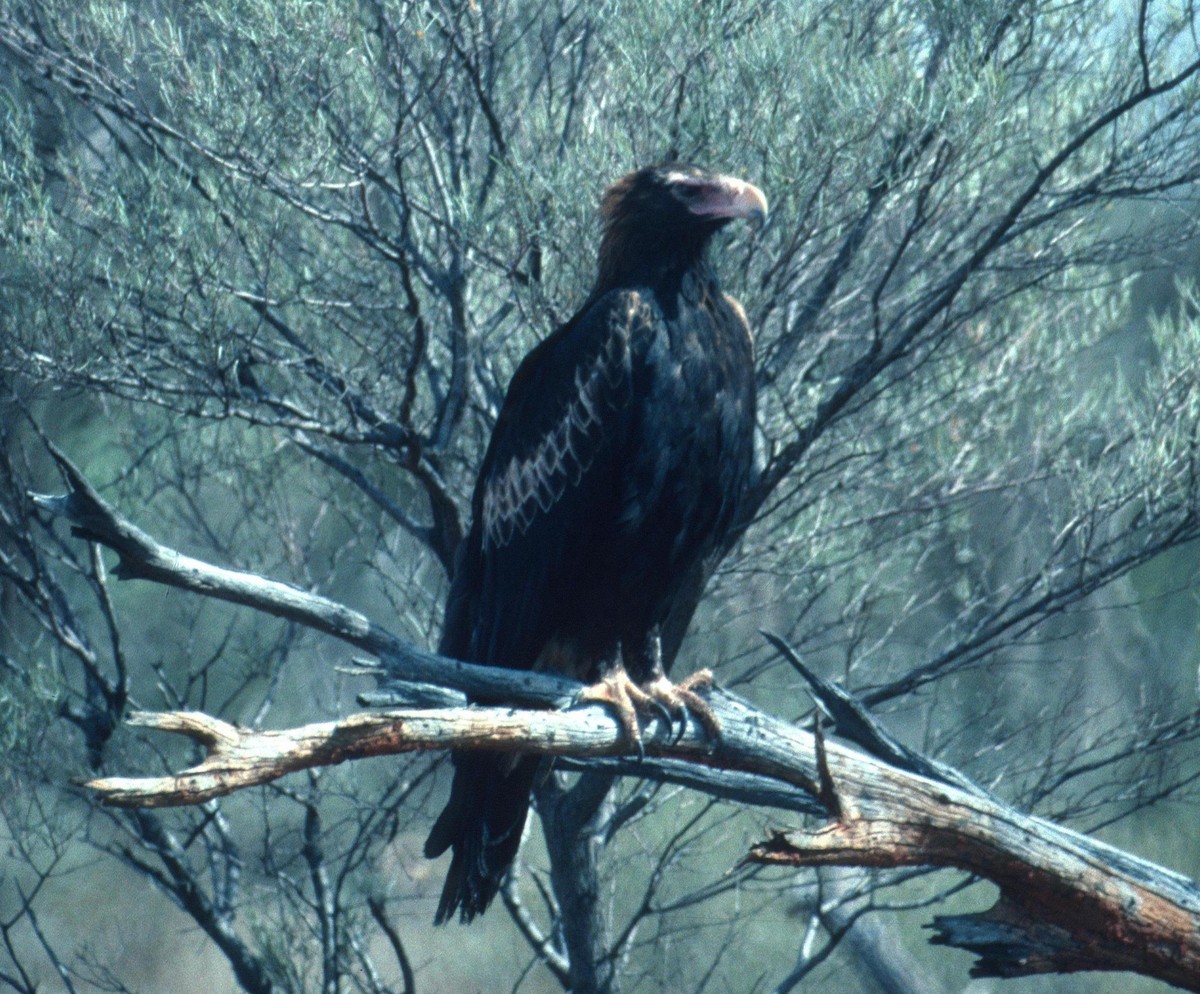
left=29, top=443, right=578, bottom=707
left=748, top=745, right=1200, bottom=991
left=82, top=705, right=695, bottom=807
left=34, top=431, right=1200, bottom=989
left=78, top=679, right=1200, bottom=991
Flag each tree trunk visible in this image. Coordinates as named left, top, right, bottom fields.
left=538, top=771, right=619, bottom=994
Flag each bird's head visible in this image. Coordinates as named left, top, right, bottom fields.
left=597, top=163, right=767, bottom=289
left=601, top=164, right=768, bottom=231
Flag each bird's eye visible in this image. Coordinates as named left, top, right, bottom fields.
left=677, top=184, right=706, bottom=200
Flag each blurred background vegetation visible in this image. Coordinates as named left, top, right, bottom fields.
left=2, top=0, right=1200, bottom=991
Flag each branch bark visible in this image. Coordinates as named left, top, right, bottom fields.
left=747, top=748, right=1200, bottom=989
left=38, top=448, right=1200, bottom=991
left=81, top=686, right=1200, bottom=991
left=29, top=442, right=579, bottom=707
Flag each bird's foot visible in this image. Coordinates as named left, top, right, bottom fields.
left=645, top=669, right=721, bottom=741
left=576, top=663, right=655, bottom=750
left=576, top=665, right=721, bottom=754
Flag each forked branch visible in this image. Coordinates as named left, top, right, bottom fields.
left=37, top=450, right=1200, bottom=991
left=82, top=683, right=1200, bottom=990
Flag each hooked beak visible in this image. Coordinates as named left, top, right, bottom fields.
left=690, top=174, right=769, bottom=225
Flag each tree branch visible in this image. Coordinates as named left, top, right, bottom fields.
left=81, top=683, right=1200, bottom=991
left=747, top=749, right=1200, bottom=990
left=37, top=447, right=1200, bottom=991
left=29, top=442, right=578, bottom=707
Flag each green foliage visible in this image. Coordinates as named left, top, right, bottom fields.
left=2, top=0, right=1200, bottom=991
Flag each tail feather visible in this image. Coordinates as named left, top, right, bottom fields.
left=425, top=753, right=540, bottom=924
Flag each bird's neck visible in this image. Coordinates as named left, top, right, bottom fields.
left=594, top=225, right=714, bottom=298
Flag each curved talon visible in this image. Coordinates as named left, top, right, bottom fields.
left=576, top=664, right=722, bottom=754
left=576, top=669, right=643, bottom=746
left=649, top=697, right=676, bottom=732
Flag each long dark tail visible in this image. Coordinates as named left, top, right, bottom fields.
left=424, top=752, right=540, bottom=924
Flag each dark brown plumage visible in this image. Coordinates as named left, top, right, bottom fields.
left=425, top=163, right=765, bottom=923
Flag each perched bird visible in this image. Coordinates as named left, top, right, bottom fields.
left=425, top=163, right=765, bottom=924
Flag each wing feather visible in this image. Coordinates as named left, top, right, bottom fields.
left=479, top=291, right=647, bottom=549
left=442, top=289, right=656, bottom=671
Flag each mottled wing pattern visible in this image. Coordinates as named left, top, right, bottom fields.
left=480, top=297, right=640, bottom=548
left=444, top=289, right=655, bottom=671
left=427, top=290, right=657, bottom=923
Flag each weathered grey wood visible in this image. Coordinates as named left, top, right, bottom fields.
left=32, top=444, right=580, bottom=707
left=748, top=748, right=1200, bottom=990
left=82, top=691, right=1200, bottom=990
left=40, top=446, right=1200, bottom=991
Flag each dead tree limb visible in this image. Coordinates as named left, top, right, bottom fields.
left=747, top=742, right=1200, bottom=990
left=29, top=442, right=578, bottom=707
left=82, top=705, right=718, bottom=807
left=80, top=685, right=1200, bottom=990
left=37, top=448, right=1200, bottom=991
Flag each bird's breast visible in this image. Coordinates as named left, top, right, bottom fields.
left=616, top=290, right=754, bottom=551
